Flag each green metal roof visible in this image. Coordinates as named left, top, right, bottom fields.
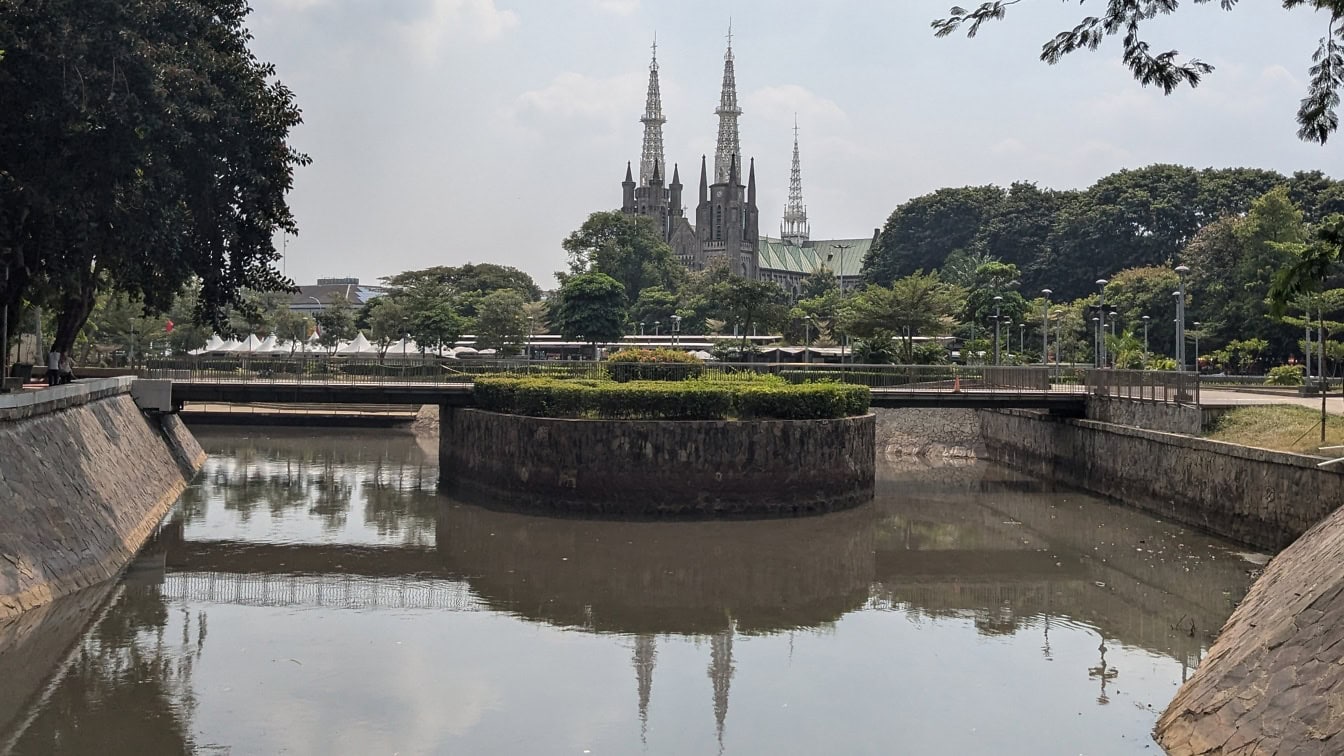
left=757, top=237, right=870, bottom=277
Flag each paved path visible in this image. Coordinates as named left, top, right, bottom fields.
left=1200, top=388, right=1344, bottom=416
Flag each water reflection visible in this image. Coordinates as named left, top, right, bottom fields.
left=0, top=429, right=1261, bottom=755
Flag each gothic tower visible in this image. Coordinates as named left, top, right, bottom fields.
left=694, top=26, right=759, bottom=278
left=781, top=118, right=810, bottom=245
left=621, top=40, right=678, bottom=241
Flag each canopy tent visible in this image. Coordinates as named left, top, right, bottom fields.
left=335, top=332, right=375, bottom=355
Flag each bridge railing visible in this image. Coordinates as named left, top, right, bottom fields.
left=1085, top=368, right=1200, bottom=406
left=144, top=356, right=1195, bottom=404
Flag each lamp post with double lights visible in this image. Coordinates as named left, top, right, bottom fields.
left=1040, top=289, right=1052, bottom=366
left=1096, top=279, right=1109, bottom=367
left=993, top=295, right=1003, bottom=365
left=1175, top=264, right=1191, bottom=370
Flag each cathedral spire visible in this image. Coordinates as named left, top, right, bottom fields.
left=708, top=622, right=736, bottom=752
left=782, top=117, right=809, bottom=245
left=634, top=635, right=657, bottom=745
left=713, top=23, right=742, bottom=185
left=639, top=36, right=666, bottom=187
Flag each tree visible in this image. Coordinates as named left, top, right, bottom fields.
left=863, top=186, right=1005, bottom=286
left=381, top=263, right=540, bottom=319
left=631, top=286, right=679, bottom=332
left=367, top=299, right=410, bottom=357
left=473, top=290, right=529, bottom=356
left=553, top=272, right=627, bottom=358
left=1269, top=214, right=1344, bottom=441
left=841, top=271, right=963, bottom=357
left=400, top=281, right=465, bottom=354
left=798, top=267, right=839, bottom=300
left=932, top=1, right=1344, bottom=144
left=707, top=268, right=788, bottom=349
left=562, top=211, right=684, bottom=303
left=0, top=1, right=307, bottom=356
left=315, top=296, right=358, bottom=352
left=1103, top=266, right=1182, bottom=358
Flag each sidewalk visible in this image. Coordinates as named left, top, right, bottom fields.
left=1200, top=388, right=1344, bottom=416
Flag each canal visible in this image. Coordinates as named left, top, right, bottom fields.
left=0, top=427, right=1262, bottom=755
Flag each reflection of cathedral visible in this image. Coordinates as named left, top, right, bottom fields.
left=631, top=626, right=737, bottom=751
left=620, top=31, right=870, bottom=297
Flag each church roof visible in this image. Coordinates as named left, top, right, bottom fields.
left=757, top=237, right=870, bottom=277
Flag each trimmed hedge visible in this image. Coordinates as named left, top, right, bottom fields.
left=606, top=348, right=705, bottom=382
left=473, top=375, right=869, bottom=420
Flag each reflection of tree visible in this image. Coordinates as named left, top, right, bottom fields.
left=362, top=483, right=438, bottom=545
left=7, top=586, right=202, bottom=755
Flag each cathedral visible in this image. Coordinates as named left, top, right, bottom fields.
left=619, top=33, right=871, bottom=298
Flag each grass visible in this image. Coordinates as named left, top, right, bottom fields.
left=1204, top=405, right=1344, bottom=455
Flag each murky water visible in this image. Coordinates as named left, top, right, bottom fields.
left=0, top=428, right=1261, bottom=755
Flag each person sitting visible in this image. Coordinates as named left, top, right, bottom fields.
left=58, top=353, right=76, bottom=385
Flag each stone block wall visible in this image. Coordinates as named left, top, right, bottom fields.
left=978, top=409, right=1344, bottom=552
left=440, top=408, right=875, bottom=516
left=0, top=382, right=205, bottom=619
left=1086, top=397, right=1203, bottom=435
left=873, top=407, right=984, bottom=458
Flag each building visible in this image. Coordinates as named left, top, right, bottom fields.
left=619, top=32, right=869, bottom=296
left=288, top=278, right=385, bottom=314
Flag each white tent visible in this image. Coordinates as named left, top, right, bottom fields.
left=690, top=350, right=716, bottom=361
left=336, top=332, right=374, bottom=355
left=189, top=333, right=225, bottom=356
left=383, top=337, right=423, bottom=359
left=256, top=334, right=278, bottom=353
left=452, top=346, right=479, bottom=357
left=230, top=334, right=264, bottom=353
left=212, top=338, right=242, bottom=353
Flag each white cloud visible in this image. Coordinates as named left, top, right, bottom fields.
left=398, top=0, right=520, bottom=61
left=511, top=70, right=646, bottom=130
left=744, top=84, right=848, bottom=128
left=272, top=0, right=327, bottom=10
left=592, top=0, right=639, bottom=15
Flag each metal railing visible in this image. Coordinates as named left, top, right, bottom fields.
left=141, top=356, right=1199, bottom=405
left=1085, top=369, right=1200, bottom=406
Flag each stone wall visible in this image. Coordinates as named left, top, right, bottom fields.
left=1156, top=499, right=1344, bottom=754
left=440, top=408, right=875, bottom=516
left=1086, top=397, right=1203, bottom=435
left=873, top=407, right=984, bottom=458
left=0, top=379, right=205, bottom=619
left=978, top=409, right=1344, bottom=552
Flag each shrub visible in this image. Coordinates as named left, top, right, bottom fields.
left=606, top=348, right=704, bottom=382
left=472, top=375, right=868, bottom=420
left=1266, top=364, right=1306, bottom=386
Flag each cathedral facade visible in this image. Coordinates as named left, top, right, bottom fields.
left=619, top=35, right=870, bottom=297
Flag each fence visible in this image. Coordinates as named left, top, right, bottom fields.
left=1085, top=369, right=1200, bottom=405
left=142, top=356, right=1199, bottom=406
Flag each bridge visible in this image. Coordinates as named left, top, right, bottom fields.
left=147, top=361, right=1197, bottom=412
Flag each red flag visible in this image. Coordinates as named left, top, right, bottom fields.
left=164, top=319, right=174, bottom=333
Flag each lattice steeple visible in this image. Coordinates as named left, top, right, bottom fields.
left=781, top=117, right=810, bottom=245
left=713, top=24, right=742, bottom=185
left=639, top=37, right=666, bottom=187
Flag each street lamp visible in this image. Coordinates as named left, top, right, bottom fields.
left=1091, top=316, right=1101, bottom=367
left=670, top=314, right=681, bottom=348
left=1142, top=315, right=1151, bottom=358
left=1052, top=308, right=1063, bottom=368
left=527, top=316, right=535, bottom=360
left=1019, top=323, right=1026, bottom=359
left=1193, top=321, right=1201, bottom=372
left=803, top=315, right=814, bottom=364
left=1108, top=310, right=1118, bottom=338
left=1096, top=279, right=1109, bottom=367
left=833, top=243, right=852, bottom=294
left=1174, top=264, right=1191, bottom=371
left=993, top=295, right=1003, bottom=365
left=1040, top=289, right=1052, bottom=367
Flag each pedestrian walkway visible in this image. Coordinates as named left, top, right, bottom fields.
left=1201, top=388, right=1344, bottom=416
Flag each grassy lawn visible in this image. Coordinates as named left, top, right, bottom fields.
left=1204, top=405, right=1344, bottom=455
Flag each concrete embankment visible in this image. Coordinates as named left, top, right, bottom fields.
left=0, top=378, right=204, bottom=619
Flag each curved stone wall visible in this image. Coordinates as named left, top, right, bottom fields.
left=439, top=408, right=875, bottom=517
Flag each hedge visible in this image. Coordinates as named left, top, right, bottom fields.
left=606, top=348, right=705, bottom=382
left=473, top=375, right=869, bottom=420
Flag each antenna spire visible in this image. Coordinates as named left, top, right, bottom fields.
left=782, top=117, right=809, bottom=245
left=713, top=22, right=742, bottom=184
left=639, top=34, right=666, bottom=186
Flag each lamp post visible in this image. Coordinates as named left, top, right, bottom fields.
left=670, top=314, right=681, bottom=348
left=1091, top=316, right=1101, bottom=367
left=1108, top=311, right=1118, bottom=338
left=1019, top=323, right=1026, bottom=360
left=834, top=243, right=852, bottom=294
left=1175, top=264, right=1191, bottom=371
left=1142, top=315, right=1150, bottom=358
left=1172, top=291, right=1182, bottom=370
left=804, top=315, right=814, bottom=364
left=1193, top=321, right=1201, bottom=373
left=993, top=295, right=1003, bottom=366
left=1052, top=309, right=1063, bottom=368
left=527, top=316, right=535, bottom=360
left=1096, top=279, right=1109, bottom=367
left=1040, top=289, right=1052, bottom=366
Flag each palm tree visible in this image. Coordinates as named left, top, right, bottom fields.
left=1269, top=214, right=1344, bottom=442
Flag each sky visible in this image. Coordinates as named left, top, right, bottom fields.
left=247, top=0, right=1342, bottom=291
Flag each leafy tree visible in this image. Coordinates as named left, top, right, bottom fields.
left=553, top=272, right=627, bottom=358
left=0, top=0, right=308, bottom=355
left=473, top=289, right=529, bottom=356
left=381, top=263, right=540, bottom=319
left=631, top=286, right=679, bottom=332
left=863, top=186, right=1005, bottom=286
left=367, top=299, right=411, bottom=356
left=932, top=1, right=1344, bottom=144
left=798, top=267, right=839, bottom=300
left=841, top=271, right=963, bottom=357
left=315, top=296, right=359, bottom=352
left=1102, top=266, right=1182, bottom=358
left=707, top=268, right=788, bottom=349
left=562, top=211, right=684, bottom=303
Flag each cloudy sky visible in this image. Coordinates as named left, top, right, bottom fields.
left=248, top=0, right=1340, bottom=290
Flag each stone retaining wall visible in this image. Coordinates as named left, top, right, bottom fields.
left=1085, top=397, right=1203, bottom=435
left=0, top=379, right=205, bottom=619
left=440, top=408, right=875, bottom=516
left=977, top=409, right=1344, bottom=552
left=873, top=407, right=983, bottom=458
